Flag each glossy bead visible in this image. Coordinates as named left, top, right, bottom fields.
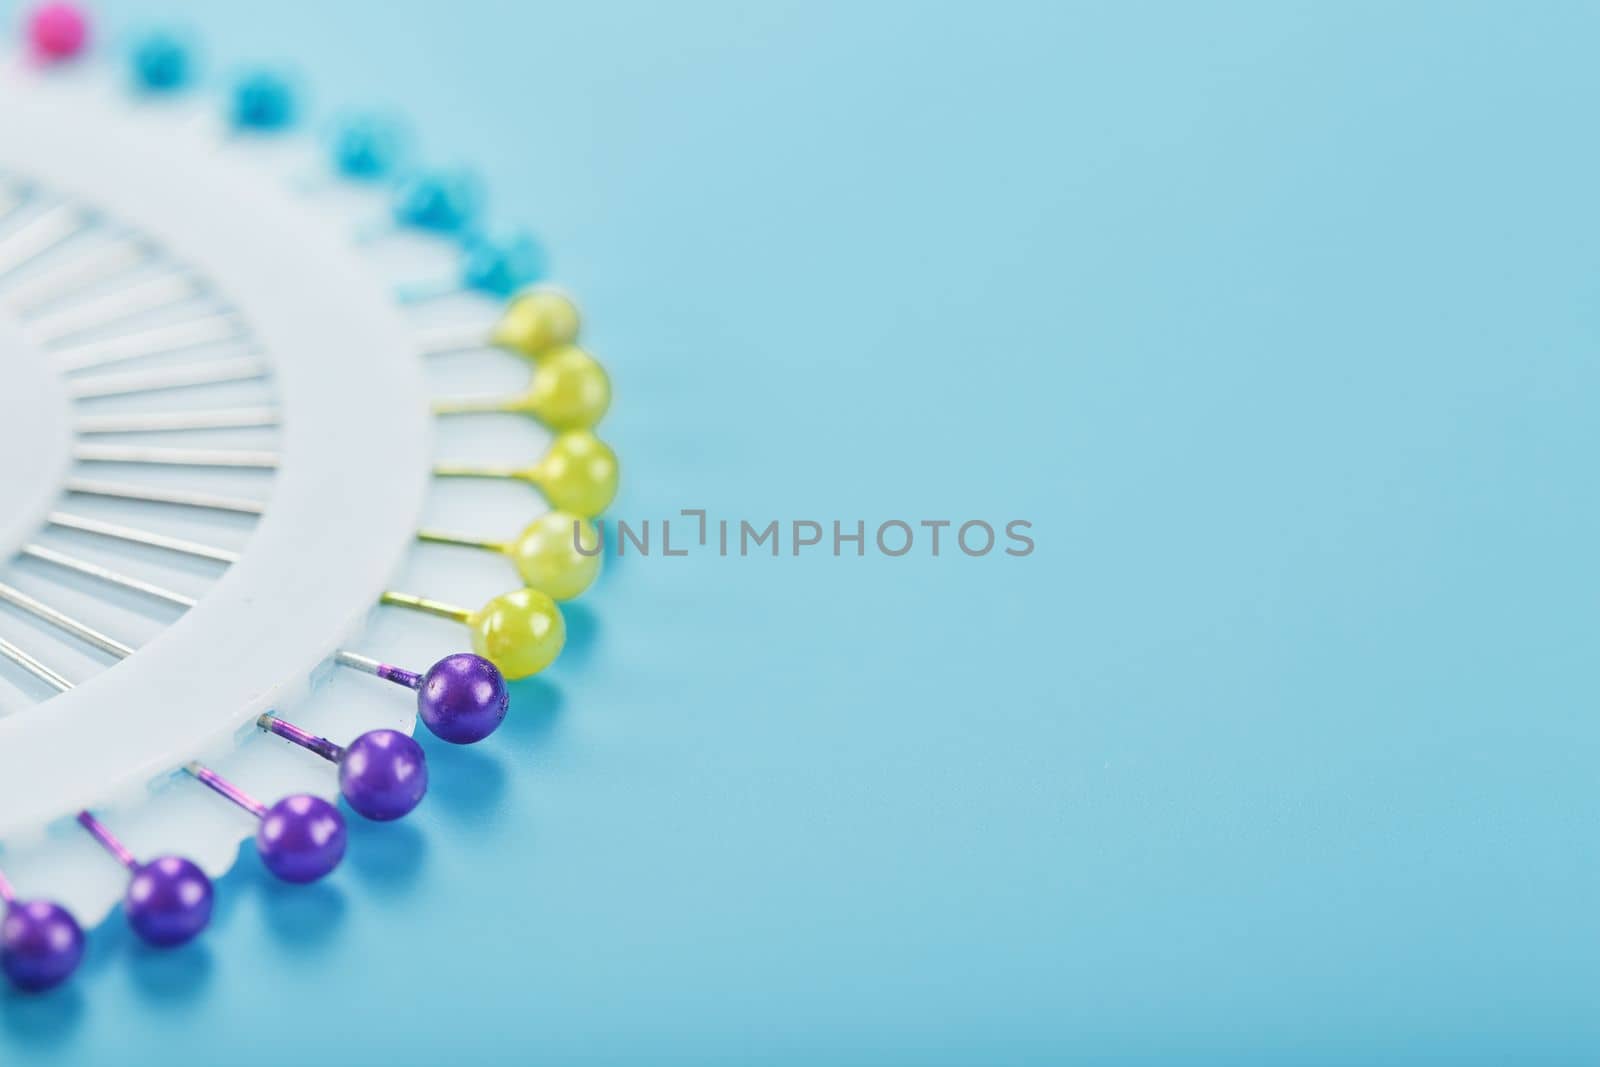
left=392, top=170, right=481, bottom=233
left=530, top=431, right=619, bottom=517
left=461, top=232, right=546, bottom=297
left=331, top=114, right=404, bottom=179
left=130, top=30, right=189, bottom=91
left=1, top=900, right=83, bottom=992
left=417, top=652, right=509, bottom=744
left=491, top=288, right=581, bottom=357
left=27, top=3, right=87, bottom=60
left=522, top=346, right=611, bottom=430
left=338, top=729, right=428, bottom=819
left=231, top=70, right=296, bottom=130
left=125, top=856, right=212, bottom=947
left=511, top=511, right=602, bottom=600
left=469, top=589, right=566, bottom=680
left=257, top=795, right=346, bottom=883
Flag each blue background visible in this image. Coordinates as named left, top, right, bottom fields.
left=6, top=0, right=1600, bottom=1062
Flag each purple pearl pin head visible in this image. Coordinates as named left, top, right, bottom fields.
left=125, top=856, right=213, bottom=947
left=257, top=795, right=347, bottom=884
left=339, top=730, right=428, bottom=821
left=257, top=715, right=428, bottom=822
left=418, top=652, right=509, bottom=744
left=75, top=813, right=211, bottom=950
left=337, top=650, right=510, bottom=746
left=1, top=900, right=84, bottom=992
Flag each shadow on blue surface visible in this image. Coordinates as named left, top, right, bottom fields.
left=0, top=982, right=83, bottom=1051
left=254, top=866, right=347, bottom=954
left=127, top=940, right=215, bottom=1006
left=344, top=816, right=429, bottom=898
left=556, top=602, right=601, bottom=669
left=418, top=740, right=509, bottom=826
left=500, top=676, right=565, bottom=749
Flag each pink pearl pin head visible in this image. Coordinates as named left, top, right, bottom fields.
left=27, top=2, right=88, bottom=61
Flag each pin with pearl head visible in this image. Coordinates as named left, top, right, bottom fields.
left=395, top=230, right=546, bottom=304
left=53, top=430, right=613, bottom=523
left=263, top=648, right=508, bottom=751
left=184, top=764, right=346, bottom=884
left=0, top=538, right=513, bottom=748
left=328, top=113, right=408, bottom=182
left=0, top=866, right=84, bottom=993
left=269, top=649, right=506, bottom=747
left=26, top=1, right=88, bottom=62
left=229, top=68, right=298, bottom=132
left=434, top=429, right=620, bottom=518
left=434, top=344, right=611, bottom=431
left=257, top=713, right=428, bottom=820
left=334, top=650, right=512, bottom=744
left=288, top=113, right=409, bottom=194
left=129, top=28, right=193, bottom=92
left=418, top=511, right=603, bottom=602
left=378, top=589, right=566, bottom=682
left=76, top=812, right=213, bottom=948
left=355, top=167, right=484, bottom=244
left=419, top=286, right=583, bottom=361
left=8, top=515, right=519, bottom=741
left=11, top=494, right=558, bottom=686
left=0, top=641, right=215, bottom=948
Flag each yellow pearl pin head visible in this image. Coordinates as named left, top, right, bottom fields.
left=432, top=346, right=609, bottom=430
left=469, top=588, right=566, bottom=680
left=510, top=511, right=602, bottom=600
left=520, top=346, right=611, bottom=430
left=529, top=431, right=619, bottom=517
left=433, top=432, right=619, bottom=516
left=492, top=287, right=580, bottom=357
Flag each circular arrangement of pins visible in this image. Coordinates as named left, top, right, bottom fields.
left=0, top=4, right=617, bottom=992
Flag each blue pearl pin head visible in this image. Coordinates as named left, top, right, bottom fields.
left=392, top=168, right=482, bottom=233
left=461, top=231, right=548, bottom=297
left=331, top=113, right=407, bottom=180
left=231, top=68, right=297, bottom=131
left=130, top=28, right=191, bottom=92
